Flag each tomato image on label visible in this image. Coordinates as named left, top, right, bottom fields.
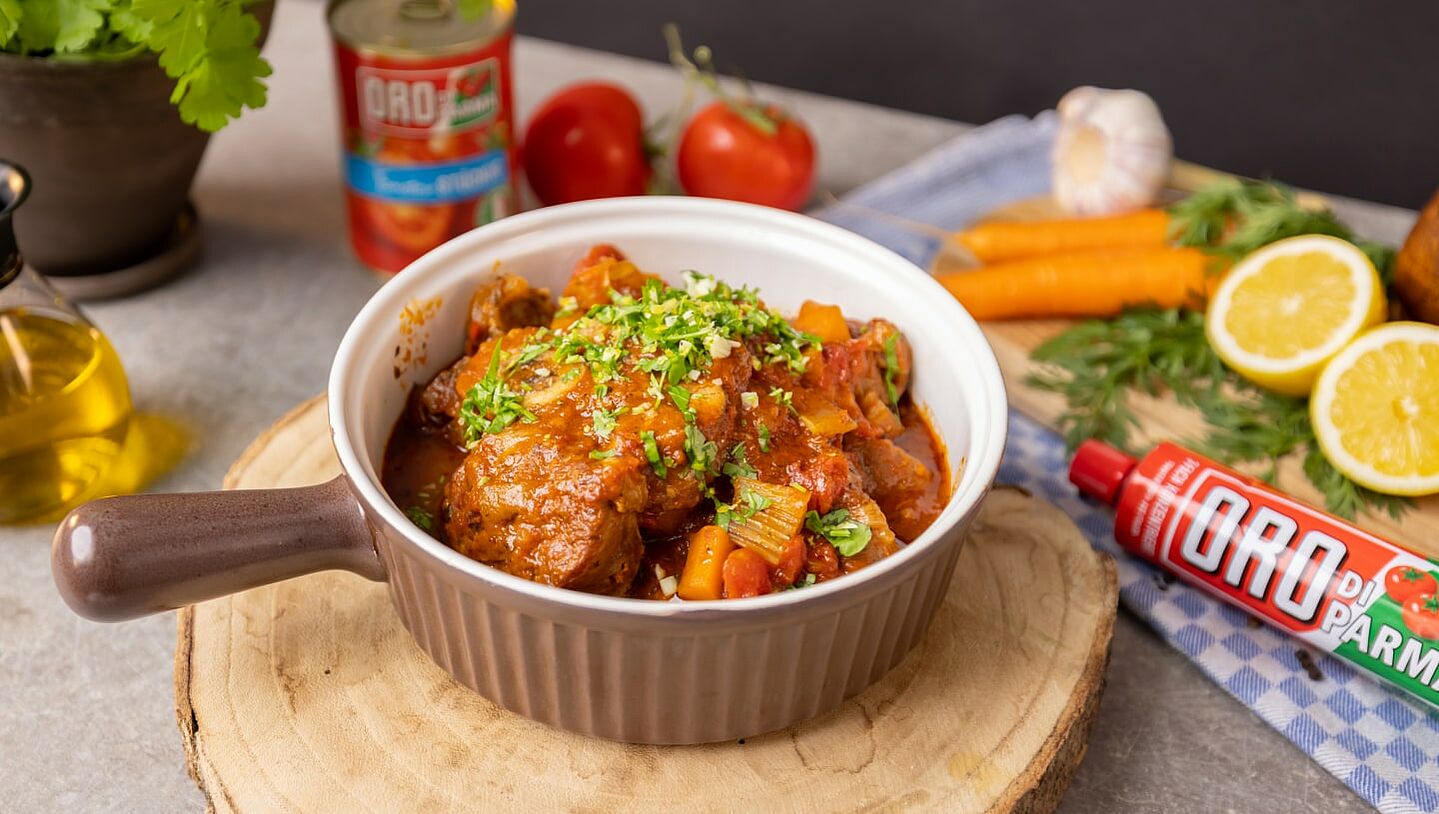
left=1402, top=594, right=1439, bottom=640
left=1386, top=565, right=1439, bottom=604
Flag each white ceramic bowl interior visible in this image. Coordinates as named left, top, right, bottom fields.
left=330, top=196, right=1007, bottom=613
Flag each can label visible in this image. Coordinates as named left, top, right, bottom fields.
left=331, top=32, right=516, bottom=273
left=1116, top=442, right=1439, bottom=707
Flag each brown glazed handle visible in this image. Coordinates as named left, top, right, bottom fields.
left=51, top=476, right=386, bottom=621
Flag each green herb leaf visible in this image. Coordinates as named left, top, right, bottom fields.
left=881, top=332, right=901, bottom=407
left=0, top=0, right=20, bottom=46
left=804, top=509, right=872, bottom=557
left=640, top=430, right=667, bottom=478
left=769, top=387, right=797, bottom=416
left=458, top=342, right=537, bottom=445
left=1166, top=179, right=1397, bottom=283
left=721, top=443, right=757, bottom=479
left=683, top=422, right=718, bottom=475
left=17, top=0, right=109, bottom=53
left=591, top=406, right=622, bottom=441
left=589, top=449, right=616, bottom=460
left=757, top=424, right=771, bottom=453
left=405, top=505, right=434, bottom=532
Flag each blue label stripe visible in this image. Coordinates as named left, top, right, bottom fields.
left=344, top=150, right=509, bottom=204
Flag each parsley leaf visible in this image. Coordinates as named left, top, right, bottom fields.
left=805, top=509, right=872, bottom=557
left=591, top=406, right=622, bottom=440
left=757, top=424, right=771, bottom=453
left=17, top=0, right=108, bottom=53
left=721, top=443, right=757, bottom=479
left=458, top=342, right=537, bottom=446
left=405, top=506, right=434, bottom=532
left=769, top=387, right=796, bottom=415
left=640, top=430, right=667, bottom=477
left=881, top=333, right=901, bottom=407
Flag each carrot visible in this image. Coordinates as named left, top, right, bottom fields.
left=677, top=525, right=735, bottom=601
left=952, top=209, right=1171, bottom=265
left=937, top=246, right=1213, bottom=321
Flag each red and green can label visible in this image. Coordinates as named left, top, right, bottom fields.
left=1116, top=443, right=1439, bottom=709
left=331, top=35, right=517, bottom=273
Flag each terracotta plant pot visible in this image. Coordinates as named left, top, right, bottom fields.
left=0, top=3, right=272, bottom=277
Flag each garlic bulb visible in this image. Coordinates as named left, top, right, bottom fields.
left=1052, top=86, right=1173, bottom=216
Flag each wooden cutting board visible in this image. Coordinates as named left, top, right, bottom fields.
left=174, top=396, right=1118, bottom=813
left=937, top=189, right=1439, bottom=560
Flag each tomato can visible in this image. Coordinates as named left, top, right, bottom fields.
left=328, top=0, right=518, bottom=274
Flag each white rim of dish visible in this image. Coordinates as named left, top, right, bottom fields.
left=1207, top=234, right=1378, bottom=374
left=1310, top=321, right=1439, bottom=496
left=329, top=196, right=1009, bottom=617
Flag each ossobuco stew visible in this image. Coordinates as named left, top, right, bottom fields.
left=382, top=245, right=950, bottom=600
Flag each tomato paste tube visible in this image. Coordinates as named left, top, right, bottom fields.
left=1071, top=439, right=1439, bottom=711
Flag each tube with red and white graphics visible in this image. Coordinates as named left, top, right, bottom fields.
left=1070, top=439, right=1439, bottom=711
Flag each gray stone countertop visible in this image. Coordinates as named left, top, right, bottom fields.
left=0, top=1, right=1413, bottom=810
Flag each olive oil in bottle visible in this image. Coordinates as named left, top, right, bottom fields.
left=0, top=307, right=132, bottom=522
left=0, top=159, right=135, bottom=522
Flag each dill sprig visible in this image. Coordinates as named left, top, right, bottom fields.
left=1027, top=307, right=1411, bottom=520
left=1167, top=178, right=1397, bottom=284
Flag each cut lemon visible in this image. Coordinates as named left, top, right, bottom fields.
left=1310, top=322, right=1439, bottom=496
left=1206, top=235, right=1385, bottom=395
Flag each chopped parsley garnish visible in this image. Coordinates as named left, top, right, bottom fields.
left=805, top=509, right=873, bottom=557
left=714, top=486, right=772, bottom=530
left=722, top=443, right=757, bottom=479
left=683, top=423, right=719, bottom=474
left=405, top=506, right=434, bottom=531
left=589, top=449, right=617, bottom=460
left=881, top=333, right=901, bottom=407
left=640, top=430, right=667, bottom=477
left=591, top=406, right=623, bottom=440
left=787, top=573, right=818, bottom=590
left=668, top=384, right=692, bottom=413
left=757, top=424, right=771, bottom=453
left=458, top=342, right=538, bottom=446
left=769, top=387, right=797, bottom=415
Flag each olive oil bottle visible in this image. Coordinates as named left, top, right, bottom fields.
left=0, top=161, right=133, bottom=522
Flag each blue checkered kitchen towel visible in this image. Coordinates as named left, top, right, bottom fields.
left=814, top=113, right=1439, bottom=814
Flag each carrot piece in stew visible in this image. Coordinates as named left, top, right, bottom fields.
left=677, top=525, right=735, bottom=601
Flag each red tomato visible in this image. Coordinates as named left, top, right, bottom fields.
left=522, top=82, right=652, bottom=206
left=677, top=101, right=815, bottom=211
left=772, top=535, right=806, bottom=588
left=1402, top=594, right=1439, bottom=639
left=1386, top=566, right=1439, bottom=604
left=722, top=548, right=772, bottom=598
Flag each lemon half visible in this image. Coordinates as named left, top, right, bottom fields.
left=1206, top=235, right=1385, bottom=395
left=1310, top=322, right=1439, bottom=496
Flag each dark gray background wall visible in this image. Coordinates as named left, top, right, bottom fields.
left=516, top=1, right=1439, bottom=208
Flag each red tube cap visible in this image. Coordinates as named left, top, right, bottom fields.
left=1069, top=439, right=1138, bottom=505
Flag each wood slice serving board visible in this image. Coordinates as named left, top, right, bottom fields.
left=175, top=396, right=1118, bottom=813
left=936, top=192, right=1439, bottom=560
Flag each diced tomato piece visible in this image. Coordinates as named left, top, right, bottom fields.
left=772, top=535, right=806, bottom=588
left=575, top=243, right=625, bottom=273
left=722, top=548, right=772, bottom=598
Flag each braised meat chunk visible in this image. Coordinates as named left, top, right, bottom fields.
left=381, top=245, right=950, bottom=601
left=444, top=424, right=646, bottom=594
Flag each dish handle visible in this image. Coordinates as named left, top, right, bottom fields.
left=51, top=476, right=385, bottom=621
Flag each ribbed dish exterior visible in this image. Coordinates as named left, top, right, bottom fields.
left=373, top=515, right=972, bottom=745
